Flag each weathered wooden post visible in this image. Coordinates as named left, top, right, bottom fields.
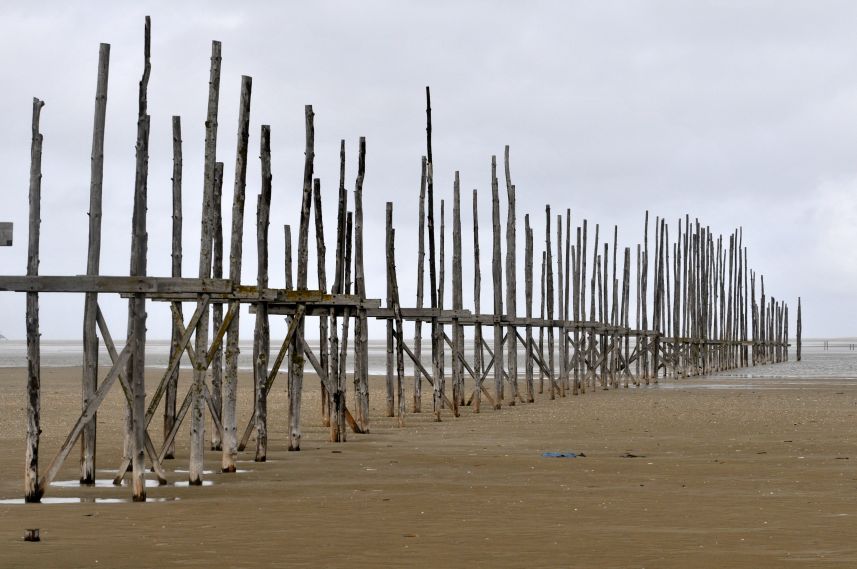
left=165, top=115, right=182, bottom=461
left=386, top=203, right=407, bottom=427
left=563, top=211, right=571, bottom=393
left=539, top=250, right=546, bottom=394
left=438, top=199, right=446, bottom=409
left=190, top=38, right=221, bottom=484
left=210, top=161, right=224, bottom=450
left=452, top=175, right=464, bottom=411
left=545, top=206, right=555, bottom=400
left=222, top=74, right=251, bottom=473
left=524, top=216, right=535, bottom=402
left=413, top=157, right=427, bottom=412
left=354, top=136, right=370, bottom=431
left=290, top=105, right=314, bottom=451
left=425, top=88, right=442, bottom=422
left=314, top=180, right=330, bottom=427
left=253, top=124, right=272, bottom=462
left=81, top=43, right=109, bottom=484
left=126, top=17, right=151, bottom=500
left=25, top=97, right=45, bottom=503
left=491, top=157, right=504, bottom=408
left=556, top=214, right=565, bottom=397
left=504, top=148, right=518, bottom=405
left=796, top=297, right=802, bottom=362
left=472, top=189, right=483, bottom=412
left=329, top=140, right=348, bottom=442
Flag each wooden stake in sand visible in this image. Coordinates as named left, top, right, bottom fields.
left=190, top=38, right=220, bottom=484
left=254, top=125, right=272, bottom=462
left=164, top=115, right=182, bottom=462
left=24, top=97, right=45, bottom=503
left=413, top=157, right=427, bottom=412
left=124, top=17, right=152, bottom=501
left=796, top=297, right=802, bottom=362
left=81, top=42, right=109, bottom=484
left=222, top=74, right=251, bottom=472
left=472, top=189, right=484, bottom=412
left=491, top=156, right=504, bottom=408
left=210, top=161, right=224, bottom=451
left=290, top=105, right=314, bottom=451
left=354, top=136, right=370, bottom=431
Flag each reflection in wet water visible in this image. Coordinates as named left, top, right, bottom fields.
left=0, top=497, right=179, bottom=504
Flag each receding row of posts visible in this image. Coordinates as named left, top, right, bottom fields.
left=6, top=17, right=799, bottom=503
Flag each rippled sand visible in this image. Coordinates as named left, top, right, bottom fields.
left=0, top=354, right=856, bottom=568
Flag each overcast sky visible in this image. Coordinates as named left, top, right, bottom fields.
left=0, top=1, right=854, bottom=340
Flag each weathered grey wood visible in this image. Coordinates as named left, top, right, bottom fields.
left=491, top=156, right=504, bottom=409
left=563, top=210, right=571, bottom=393
left=222, top=74, right=251, bottom=472
left=538, top=248, right=546, bottom=395
left=254, top=124, right=272, bottom=461
left=126, top=18, right=151, bottom=501
left=425, top=88, right=443, bottom=421
left=796, top=296, right=802, bottom=361
left=329, top=141, right=347, bottom=442
left=284, top=225, right=293, bottom=290
left=24, top=97, right=45, bottom=503
left=354, top=136, right=370, bottom=431
left=545, top=206, right=555, bottom=399
left=165, top=115, right=182, bottom=461
left=386, top=196, right=396, bottom=417
left=314, top=180, right=331, bottom=428
left=524, top=216, right=534, bottom=402
left=437, top=198, right=452, bottom=414
left=386, top=203, right=407, bottom=426
left=472, top=188, right=483, bottom=413
left=189, top=38, right=220, bottom=486
left=81, top=43, right=109, bottom=485
left=413, top=156, right=427, bottom=412
left=288, top=106, right=313, bottom=451
left=556, top=214, right=565, bottom=397
left=210, top=161, right=224, bottom=451
left=573, top=227, right=581, bottom=394
left=504, top=147, right=518, bottom=405
left=452, top=174, right=463, bottom=412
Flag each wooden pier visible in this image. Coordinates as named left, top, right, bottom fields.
left=0, top=18, right=796, bottom=503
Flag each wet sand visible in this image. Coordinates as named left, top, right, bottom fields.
left=0, top=366, right=856, bottom=568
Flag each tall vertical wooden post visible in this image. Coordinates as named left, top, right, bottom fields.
left=545, top=206, right=555, bottom=400
left=291, top=105, right=314, bottom=450
left=452, top=175, right=464, bottom=412
left=425, top=88, right=442, bottom=422
left=127, top=17, right=151, bottom=501
left=413, top=157, right=427, bottom=412
left=190, top=39, right=220, bottom=484
left=539, top=250, right=546, bottom=394
left=81, top=43, right=109, bottom=484
left=386, top=203, right=407, bottom=427
left=329, top=141, right=348, bottom=441
left=556, top=214, right=565, bottom=397
left=491, top=157, right=504, bottom=409
left=438, top=200, right=446, bottom=410
left=210, top=161, right=224, bottom=450
left=472, top=189, right=483, bottom=412
left=314, top=180, right=330, bottom=428
left=254, top=125, right=272, bottom=462
left=354, top=137, right=370, bottom=431
left=796, top=297, right=802, bottom=362
left=165, top=115, right=182, bottom=461
left=504, top=148, right=518, bottom=405
left=524, top=215, right=534, bottom=402
left=222, top=75, right=251, bottom=472
left=25, top=97, right=45, bottom=503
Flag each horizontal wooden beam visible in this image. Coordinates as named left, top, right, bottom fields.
left=0, top=275, right=232, bottom=294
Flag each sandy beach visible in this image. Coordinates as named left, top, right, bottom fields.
left=0, top=365, right=855, bottom=568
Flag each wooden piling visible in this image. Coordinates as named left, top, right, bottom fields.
left=290, top=105, right=314, bottom=450
left=504, top=148, right=518, bottom=405
left=253, top=125, right=272, bottom=462
left=354, top=137, right=370, bottom=431
left=491, top=157, right=504, bottom=408
left=81, top=43, right=109, bottom=484
left=452, top=174, right=463, bottom=413
left=413, top=156, right=427, bottom=412
left=314, top=180, right=330, bottom=427
left=164, top=115, right=182, bottom=461
left=472, top=189, right=483, bottom=412
left=222, top=74, right=251, bottom=473
left=210, top=161, right=224, bottom=451
left=189, top=38, right=220, bottom=484
left=24, top=97, right=45, bottom=503
left=524, top=215, right=534, bottom=402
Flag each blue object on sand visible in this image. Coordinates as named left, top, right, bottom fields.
left=542, top=452, right=577, bottom=458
